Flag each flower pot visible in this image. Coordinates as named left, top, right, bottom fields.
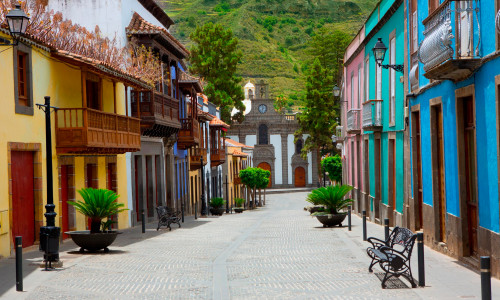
left=65, top=230, right=121, bottom=252
left=234, top=208, right=244, bottom=213
left=315, top=213, right=347, bottom=227
left=210, top=207, right=225, bottom=216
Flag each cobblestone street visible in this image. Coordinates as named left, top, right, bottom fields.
left=2, top=191, right=500, bottom=299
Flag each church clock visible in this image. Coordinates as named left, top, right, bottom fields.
left=258, top=104, right=267, bottom=114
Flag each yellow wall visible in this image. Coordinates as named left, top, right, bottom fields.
left=0, top=35, right=131, bottom=258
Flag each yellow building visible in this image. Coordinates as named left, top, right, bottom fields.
left=224, top=139, right=253, bottom=208
left=0, top=30, right=149, bottom=257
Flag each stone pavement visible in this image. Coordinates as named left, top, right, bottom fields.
left=1, top=192, right=500, bottom=299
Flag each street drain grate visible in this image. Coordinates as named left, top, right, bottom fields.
left=374, top=272, right=412, bottom=289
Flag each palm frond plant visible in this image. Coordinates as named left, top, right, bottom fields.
left=234, top=198, right=245, bottom=208
left=209, top=197, right=225, bottom=209
left=68, top=188, right=128, bottom=233
left=306, top=185, right=354, bottom=215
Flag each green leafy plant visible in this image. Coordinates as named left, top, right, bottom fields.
left=68, top=188, right=128, bottom=233
left=239, top=167, right=270, bottom=207
left=210, top=197, right=225, bottom=209
left=305, top=185, right=353, bottom=214
left=235, top=198, right=245, bottom=208
left=321, top=155, right=342, bottom=183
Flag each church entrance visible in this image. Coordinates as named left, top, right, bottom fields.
left=257, top=162, right=272, bottom=188
left=294, top=167, right=306, bottom=187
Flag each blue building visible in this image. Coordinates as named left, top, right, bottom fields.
left=407, top=0, right=500, bottom=276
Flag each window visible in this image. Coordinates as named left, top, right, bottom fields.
left=376, top=63, right=382, bottom=100
left=86, top=164, right=98, bottom=189
left=258, top=124, right=268, bottom=145
left=428, top=0, right=440, bottom=14
left=358, top=64, right=362, bottom=108
left=365, top=56, right=370, bottom=102
left=389, top=36, right=396, bottom=125
left=295, top=139, right=303, bottom=154
left=86, top=72, right=101, bottom=110
left=350, top=71, right=355, bottom=109
left=14, top=44, right=33, bottom=115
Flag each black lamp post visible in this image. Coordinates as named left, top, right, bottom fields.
left=0, top=4, right=30, bottom=46
left=372, top=38, right=404, bottom=73
left=200, top=156, right=207, bottom=216
left=36, top=97, right=60, bottom=269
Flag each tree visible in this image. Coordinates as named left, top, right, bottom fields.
left=321, top=155, right=342, bottom=184
left=274, top=94, right=287, bottom=115
left=295, top=58, right=336, bottom=159
left=188, top=22, right=245, bottom=122
left=239, top=167, right=270, bottom=208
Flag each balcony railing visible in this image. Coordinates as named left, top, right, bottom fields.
left=190, top=147, right=208, bottom=170
left=210, top=148, right=226, bottom=167
left=346, top=109, right=361, bottom=134
left=362, top=100, right=383, bottom=131
left=177, top=118, right=200, bottom=150
left=418, top=0, right=481, bottom=81
left=131, top=91, right=180, bottom=137
left=55, top=108, right=141, bottom=154
left=336, top=126, right=344, bottom=142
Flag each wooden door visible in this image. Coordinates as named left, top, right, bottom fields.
left=134, top=156, right=141, bottom=222
left=11, top=151, right=35, bottom=248
left=61, top=165, right=70, bottom=239
left=412, top=111, right=423, bottom=230
left=257, top=162, right=272, bottom=188
left=432, top=105, right=447, bottom=243
left=463, top=96, right=478, bottom=256
left=375, top=138, right=381, bottom=219
left=389, top=139, right=396, bottom=211
left=295, top=167, right=306, bottom=187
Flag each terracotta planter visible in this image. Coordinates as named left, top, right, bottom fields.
left=210, top=207, right=225, bottom=216
left=315, top=213, right=347, bottom=227
left=65, top=230, right=121, bottom=252
left=234, top=208, right=244, bottom=213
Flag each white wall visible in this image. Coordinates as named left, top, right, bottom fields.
left=246, top=135, right=257, bottom=148
left=227, top=136, right=239, bottom=143
left=270, top=135, right=282, bottom=185
left=287, top=134, right=294, bottom=185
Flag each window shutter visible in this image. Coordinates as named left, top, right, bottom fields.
left=412, top=11, right=418, bottom=52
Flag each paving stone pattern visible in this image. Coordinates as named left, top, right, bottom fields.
left=2, top=192, right=500, bottom=299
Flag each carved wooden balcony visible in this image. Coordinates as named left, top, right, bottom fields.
left=210, top=148, right=226, bottom=167
left=55, top=108, right=141, bottom=154
left=418, top=0, right=481, bottom=82
left=190, top=147, right=208, bottom=171
left=131, top=90, right=180, bottom=138
left=362, top=100, right=383, bottom=131
left=346, top=109, right=361, bottom=134
left=177, top=118, right=200, bottom=150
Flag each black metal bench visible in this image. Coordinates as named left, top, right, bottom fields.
left=366, top=227, right=417, bottom=288
left=156, top=206, right=181, bottom=231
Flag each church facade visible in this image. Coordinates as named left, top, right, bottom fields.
left=228, top=81, right=319, bottom=188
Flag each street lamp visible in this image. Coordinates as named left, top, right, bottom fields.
left=332, top=85, right=340, bottom=97
left=0, top=4, right=30, bottom=46
left=200, top=156, right=207, bottom=216
left=372, top=38, right=404, bottom=73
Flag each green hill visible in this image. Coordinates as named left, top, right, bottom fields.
left=158, top=0, right=377, bottom=107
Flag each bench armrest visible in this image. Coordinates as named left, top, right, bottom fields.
left=379, top=245, right=407, bottom=257
left=367, top=237, right=387, bottom=248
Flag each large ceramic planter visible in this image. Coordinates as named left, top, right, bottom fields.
left=316, top=213, right=347, bottom=227
left=210, top=207, right=225, bottom=216
left=65, top=231, right=121, bottom=252
left=234, top=208, right=244, bottom=213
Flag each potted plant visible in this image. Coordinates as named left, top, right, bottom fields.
left=234, top=198, right=245, bottom=213
left=65, top=188, right=128, bottom=252
left=306, top=185, right=353, bottom=227
left=209, top=197, right=226, bottom=216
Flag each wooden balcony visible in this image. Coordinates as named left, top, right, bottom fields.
left=55, top=108, right=141, bottom=154
left=210, top=148, right=226, bottom=167
left=131, top=91, right=180, bottom=138
left=234, top=174, right=242, bottom=185
left=177, top=118, right=200, bottom=150
left=190, top=147, right=208, bottom=171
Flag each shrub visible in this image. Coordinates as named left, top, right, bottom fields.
left=235, top=198, right=245, bottom=207
left=305, top=185, right=353, bottom=214
left=210, top=197, right=225, bottom=208
left=322, top=155, right=342, bottom=183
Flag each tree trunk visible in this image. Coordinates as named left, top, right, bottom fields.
left=90, top=217, right=101, bottom=234
left=258, top=188, right=262, bottom=207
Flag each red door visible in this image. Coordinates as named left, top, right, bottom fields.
left=257, top=162, right=272, bottom=188
left=61, top=165, right=70, bottom=239
left=295, top=167, right=306, bottom=187
left=11, top=151, right=35, bottom=248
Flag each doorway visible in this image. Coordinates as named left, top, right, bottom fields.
left=374, top=137, right=381, bottom=220
left=431, top=104, right=446, bottom=243
left=411, top=111, right=423, bottom=230
left=11, top=151, right=35, bottom=248
left=295, top=167, right=306, bottom=187
left=257, top=162, right=272, bottom=188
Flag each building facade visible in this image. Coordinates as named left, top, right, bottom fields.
left=228, top=81, right=319, bottom=188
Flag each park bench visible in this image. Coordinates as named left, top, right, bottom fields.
left=156, top=206, right=182, bottom=231
left=366, top=227, right=417, bottom=288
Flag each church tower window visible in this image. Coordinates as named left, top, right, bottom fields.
left=296, top=139, right=303, bottom=154
left=259, top=124, right=268, bottom=145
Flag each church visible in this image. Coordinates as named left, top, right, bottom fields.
left=228, top=80, right=319, bottom=188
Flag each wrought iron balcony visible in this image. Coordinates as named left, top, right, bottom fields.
left=336, top=126, right=344, bottom=143
left=346, top=109, right=361, bottom=134
left=131, top=90, right=180, bottom=138
left=190, top=147, right=208, bottom=171
left=418, top=0, right=481, bottom=82
left=55, top=108, right=141, bottom=154
left=362, top=100, right=383, bottom=131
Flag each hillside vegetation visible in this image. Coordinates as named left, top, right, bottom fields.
left=158, top=0, right=377, bottom=108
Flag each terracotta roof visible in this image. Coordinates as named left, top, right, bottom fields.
left=209, top=117, right=230, bottom=129
left=231, top=150, right=249, bottom=157
left=198, top=110, right=214, bottom=121
left=178, top=69, right=203, bottom=92
left=225, top=138, right=254, bottom=149
left=126, top=12, right=189, bottom=58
